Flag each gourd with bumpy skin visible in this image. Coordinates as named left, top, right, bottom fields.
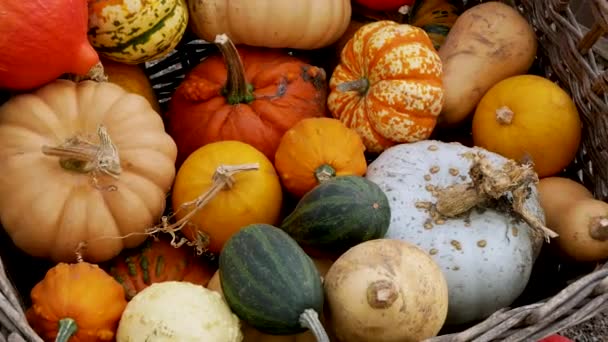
left=26, top=262, right=127, bottom=342
left=328, top=20, right=444, bottom=153
left=117, top=281, right=243, bottom=341
left=188, top=0, right=352, bottom=50
left=106, top=238, right=216, bottom=300
left=88, top=0, right=189, bottom=64
left=219, top=224, right=329, bottom=341
left=0, top=80, right=177, bottom=263
left=366, top=140, right=551, bottom=325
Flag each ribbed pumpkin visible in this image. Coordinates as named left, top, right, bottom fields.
left=188, top=0, right=352, bottom=50
left=87, top=0, right=189, bottom=64
left=106, top=238, right=216, bottom=300
left=327, top=20, right=444, bottom=153
left=171, top=140, right=283, bottom=254
left=274, top=118, right=367, bottom=198
left=408, top=0, right=462, bottom=50
left=167, top=34, right=328, bottom=165
left=27, top=262, right=127, bottom=342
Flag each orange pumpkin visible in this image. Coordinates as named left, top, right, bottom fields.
left=327, top=20, right=444, bottom=153
left=101, top=57, right=161, bottom=113
left=171, top=140, right=283, bottom=254
left=106, top=238, right=216, bottom=300
left=27, top=262, right=127, bottom=342
left=472, top=75, right=582, bottom=177
left=274, top=117, right=367, bottom=197
left=167, top=34, right=328, bottom=166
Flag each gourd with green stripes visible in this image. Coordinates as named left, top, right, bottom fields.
left=87, top=0, right=189, bottom=64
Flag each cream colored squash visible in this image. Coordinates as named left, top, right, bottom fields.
left=0, top=80, right=177, bottom=263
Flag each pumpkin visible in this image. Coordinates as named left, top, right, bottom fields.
left=353, top=0, right=415, bottom=11
left=274, top=118, right=367, bottom=197
left=0, top=0, right=99, bottom=90
left=26, top=262, right=127, bottom=342
left=472, top=75, right=582, bottom=178
left=408, top=0, right=462, bottom=50
left=101, top=57, right=161, bottom=113
left=327, top=20, right=444, bottom=153
left=188, top=0, right=352, bottom=50
left=0, top=80, right=178, bottom=263
left=171, top=140, right=283, bottom=254
left=106, top=238, right=216, bottom=300
left=167, top=34, right=328, bottom=165
left=366, top=140, right=551, bottom=325
left=87, top=0, right=189, bottom=64
left=117, top=281, right=243, bottom=341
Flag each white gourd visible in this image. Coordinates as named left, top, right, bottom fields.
left=365, top=140, right=546, bottom=325
left=117, top=281, right=243, bottom=342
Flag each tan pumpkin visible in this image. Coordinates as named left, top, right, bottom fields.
left=188, top=0, right=352, bottom=50
left=274, top=117, right=367, bottom=197
left=472, top=75, right=582, bottom=177
left=171, top=140, right=283, bottom=254
left=0, top=80, right=177, bottom=263
left=27, top=262, right=127, bottom=342
left=327, top=20, right=444, bottom=153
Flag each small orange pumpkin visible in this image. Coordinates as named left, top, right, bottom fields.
left=171, top=140, right=283, bottom=254
left=327, top=20, right=444, bottom=153
left=26, top=262, right=127, bottom=342
left=274, top=117, right=367, bottom=197
left=472, top=75, right=582, bottom=177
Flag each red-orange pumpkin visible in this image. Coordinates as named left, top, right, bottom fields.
left=106, top=238, right=216, bottom=300
left=167, top=34, right=328, bottom=165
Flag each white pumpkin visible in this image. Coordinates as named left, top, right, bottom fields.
left=117, top=281, right=243, bottom=342
left=365, top=140, right=546, bottom=325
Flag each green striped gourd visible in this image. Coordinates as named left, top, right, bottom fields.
left=219, top=224, right=330, bottom=341
left=87, top=0, right=189, bottom=64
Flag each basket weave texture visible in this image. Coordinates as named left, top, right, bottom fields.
left=1, top=0, right=608, bottom=341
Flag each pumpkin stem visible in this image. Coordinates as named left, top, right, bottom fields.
left=55, top=318, right=78, bottom=342
left=145, top=163, right=260, bottom=254
left=426, top=153, right=558, bottom=242
left=314, top=164, right=336, bottom=183
left=65, top=61, right=108, bottom=83
left=495, top=106, right=514, bottom=125
left=336, top=78, right=370, bottom=95
left=41, top=125, right=121, bottom=191
left=589, top=216, right=608, bottom=241
left=299, top=309, right=330, bottom=342
left=215, top=34, right=255, bottom=105
left=367, top=279, right=398, bottom=309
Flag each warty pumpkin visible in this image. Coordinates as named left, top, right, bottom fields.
left=26, top=262, right=127, bottom=342
left=167, top=34, right=328, bottom=165
left=87, top=0, right=189, bottom=64
left=106, top=238, right=216, bottom=300
left=472, top=74, right=582, bottom=178
left=188, top=0, right=352, bottom=50
left=274, top=117, right=367, bottom=197
left=170, top=140, right=283, bottom=254
left=0, top=80, right=178, bottom=263
left=327, top=20, right=445, bottom=153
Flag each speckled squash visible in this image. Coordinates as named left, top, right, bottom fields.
left=366, top=140, right=545, bottom=325
left=87, top=0, right=189, bottom=64
left=327, top=20, right=444, bottom=153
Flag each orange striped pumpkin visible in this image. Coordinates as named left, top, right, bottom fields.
left=327, top=20, right=444, bottom=153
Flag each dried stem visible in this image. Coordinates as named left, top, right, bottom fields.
left=299, top=309, right=330, bottom=342
left=75, top=163, right=260, bottom=258
left=336, top=78, right=369, bottom=95
left=214, top=34, right=255, bottom=105
left=41, top=125, right=121, bottom=191
left=432, top=153, right=558, bottom=242
left=64, top=61, right=108, bottom=83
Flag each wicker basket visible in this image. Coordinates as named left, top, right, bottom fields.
left=1, top=0, right=608, bottom=341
